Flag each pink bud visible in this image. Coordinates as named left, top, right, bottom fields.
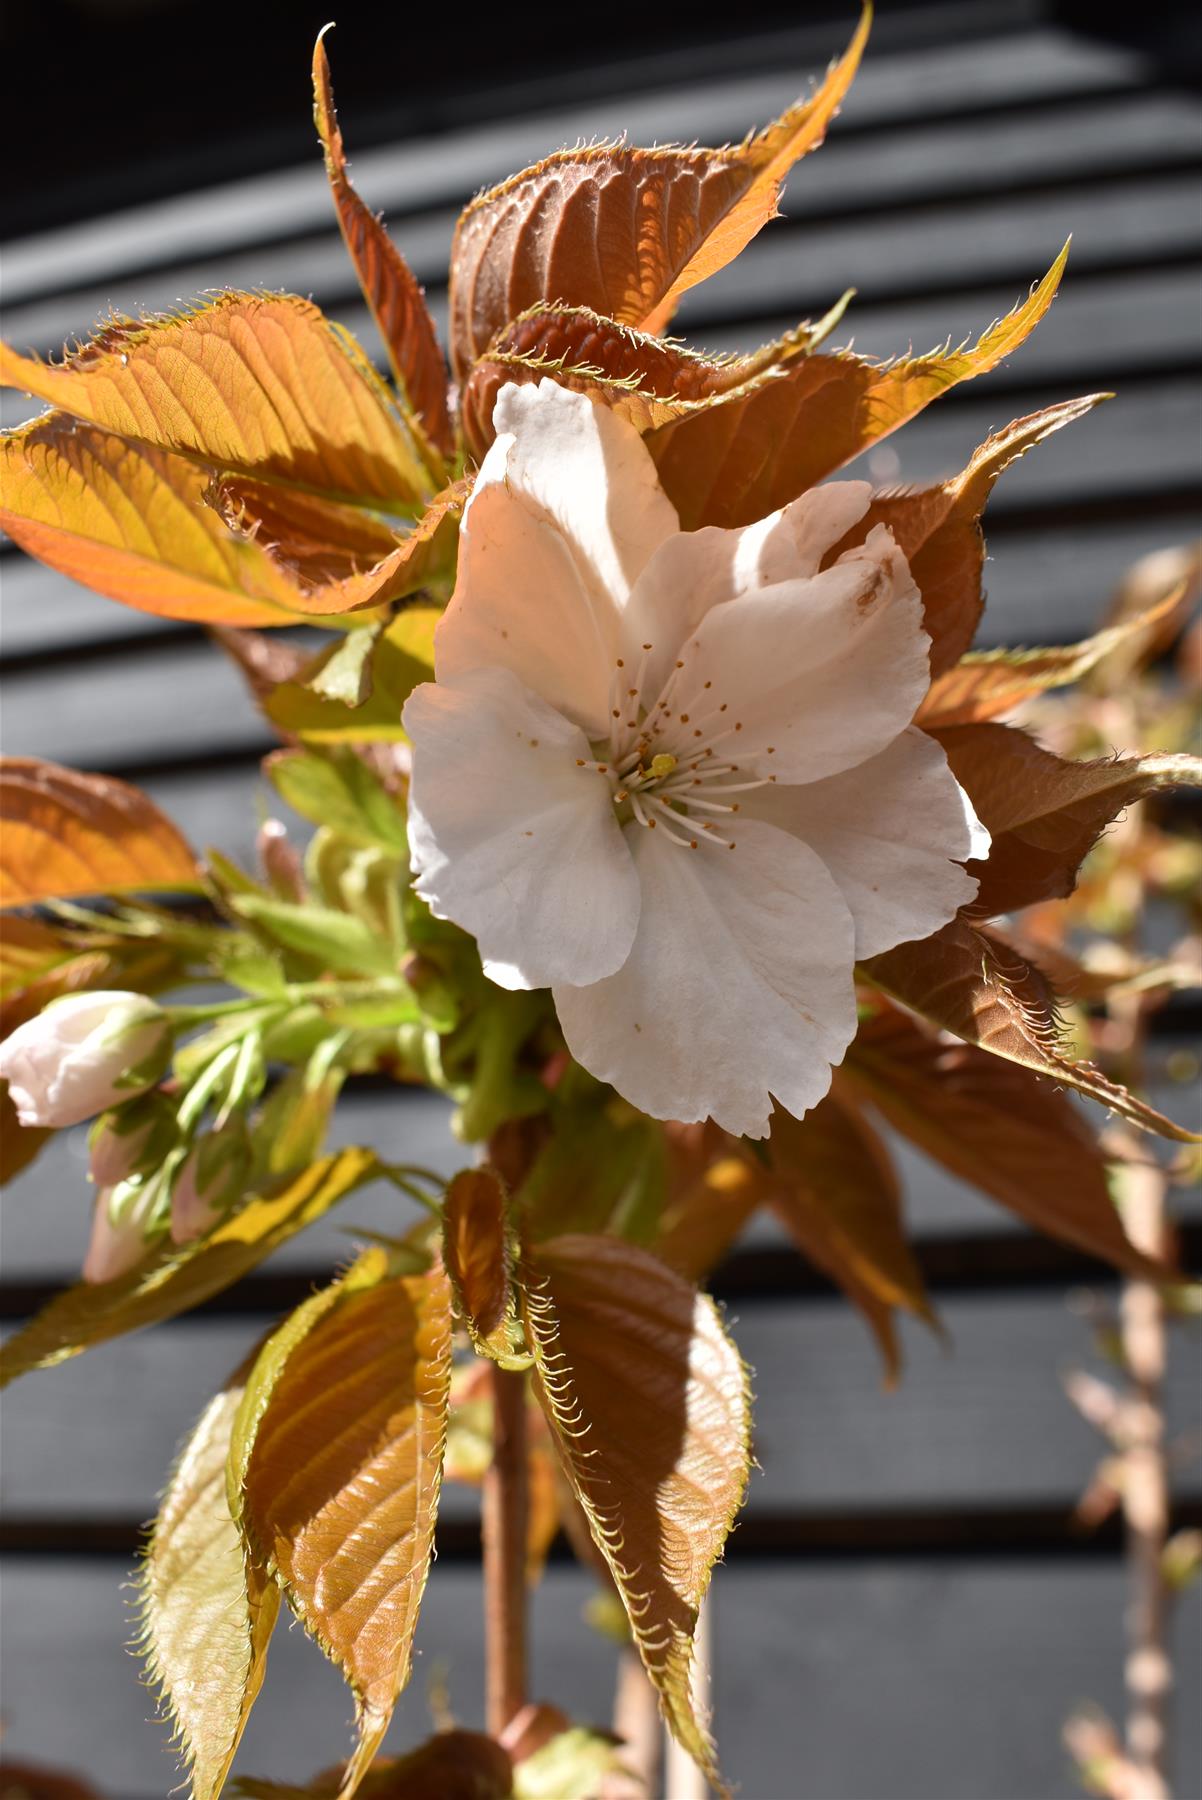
left=0, top=992, right=171, bottom=1129
left=82, top=1179, right=163, bottom=1284
left=170, top=1126, right=249, bottom=1245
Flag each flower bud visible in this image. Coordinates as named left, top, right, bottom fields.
left=82, top=1173, right=169, bottom=1285
left=170, top=1122, right=250, bottom=1245
left=0, top=992, right=172, bottom=1129
left=88, top=1094, right=177, bottom=1188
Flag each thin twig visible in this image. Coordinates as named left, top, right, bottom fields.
left=483, top=1359, right=530, bottom=1736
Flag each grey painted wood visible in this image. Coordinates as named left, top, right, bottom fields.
left=0, top=1557, right=1197, bottom=1799
left=6, top=84, right=1197, bottom=361
left=4, top=1291, right=1199, bottom=1521
left=0, top=22, right=1149, bottom=308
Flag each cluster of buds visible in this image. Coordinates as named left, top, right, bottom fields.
left=0, top=990, right=256, bottom=1281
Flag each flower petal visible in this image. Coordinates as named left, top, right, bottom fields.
left=554, top=817, right=857, bottom=1138
left=752, top=726, right=991, bottom=958
left=437, top=381, right=679, bottom=734
left=625, top=480, right=872, bottom=702
left=660, top=524, right=929, bottom=783
left=403, top=666, right=640, bottom=990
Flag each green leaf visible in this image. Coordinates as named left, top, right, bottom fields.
left=265, top=607, right=439, bottom=743
left=514, top=1728, right=628, bottom=1799
left=267, top=746, right=408, bottom=851
left=0, top=1148, right=382, bottom=1384
left=138, top=1369, right=279, bottom=1800
left=232, top=893, right=400, bottom=976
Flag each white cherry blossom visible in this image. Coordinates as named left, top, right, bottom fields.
left=403, top=380, right=988, bottom=1137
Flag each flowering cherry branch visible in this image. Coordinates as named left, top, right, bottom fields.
left=0, top=10, right=1199, bottom=1796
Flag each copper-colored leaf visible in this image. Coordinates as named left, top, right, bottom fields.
left=0, top=756, right=199, bottom=907
left=234, top=1250, right=453, bottom=1797
left=458, top=302, right=842, bottom=463
left=1, top=1082, right=49, bottom=1185
left=139, top=1372, right=279, bottom=1800
left=522, top=1234, right=749, bottom=1787
left=1, top=292, right=428, bottom=506
left=444, top=1166, right=511, bottom=1343
left=312, top=33, right=453, bottom=460
left=0, top=417, right=461, bottom=625
left=767, top=1088, right=931, bottom=1381
left=447, top=11, right=869, bottom=378
left=846, top=1002, right=1166, bottom=1278
left=654, top=1121, right=765, bottom=1284
left=862, top=919, right=1198, bottom=1143
left=234, top=1732, right=513, bottom=1799
left=935, top=724, right=1202, bottom=916
left=647, top=252, right=1074, bottom=533
left=835, top=393, right=1109, bottom=675
left=0, top=1765, right=105, bottom=1800
left=0, top=1148, right=383, bottom=1384
left=918, top=590, right=1187, bottom=726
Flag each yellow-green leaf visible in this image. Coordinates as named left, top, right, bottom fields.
left=0, top=417, right=460, bottom=627
left=0, top=1148, right=382, bottom=1385
left=646, top=249, right=1072, bottom=530
left=862, top=920, right=1199, bottom=1144
left=522, top=1234, right=749, bottom=1789
left=233, top=1250, right=453, bottom=1798
left=1, top=292, right=428, bottom=507
left=0, top=756, right=200, bottom=907
left=313, top=31, right=452, bottom=461
left=265, top=605, right=440, bottom=742
left=448, top=10, right=868, bottom=377
left=139, top=1372, right=279, bottom=1800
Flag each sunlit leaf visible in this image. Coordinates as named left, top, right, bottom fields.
left=458, top=301, right=846, bottom=461
left=265, top=605, right=440, bottom=742
left=444, top=1166, right=512, bottom=1347
left=862, top=919, right=1198, bottom=1143
left=647, top=252, right=1074, bottom=532
left=513, top=1726, right=628, bottom=1799
left=232, top=1248, right=453, bottom=1797
left=234, top=1731, right=513, bottom=1798
left=0, top=413, right=459, bottom=627
left=767, top=1088, right=931, bottom=1382
left=265, top=746, right=408, bottom=850
left=936, top=724, right=1202, bottom=915
left=1, top=292, right=428, bottom=506
left=837, top=393, right=1105, bottom=675
left=448, top=10, right=869, bottom=377
left=1088, top=542, right=1202, bottom=693
left=846, top=1002, right=1166, bottom=1277
left=313, top=31, right=453, bottom=461
left=0, top=756, right=199, bottom=907
left=918, top=590, right=1187, bottom=726
left=138, top=1371, right=279, bottom=1800
left=0, top=1148, right=382, bottom=1384
left=522, top=1234, right=749, bottom=1786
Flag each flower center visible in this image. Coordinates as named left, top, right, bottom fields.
left=574, top=643, right=778, bottom=851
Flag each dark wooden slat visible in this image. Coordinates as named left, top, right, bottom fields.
left=1, top=1557, right=1197, bottom=1799
left=0, top=22, right=1152, bottom=309
left=4, top=1290, right=1199, bottom=1522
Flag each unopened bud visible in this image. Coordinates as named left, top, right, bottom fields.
left=88, top=1094, right=177, bottom=1188
left=170, top=1122, right=250, bottom=1245
left=82, top=1172, right=170, bottom=1284
left=0, top=992, right=171, bottom=1129
left=257, top=818, right=305, bottom=900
